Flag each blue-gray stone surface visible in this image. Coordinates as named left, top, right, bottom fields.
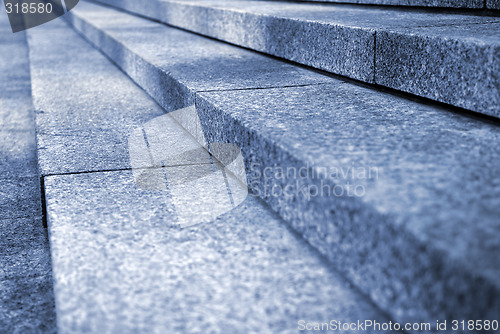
left=27, top=20, right=169, bottom=175
left=64, top=2, right=500, bottom=326
left=196, top=83, right=500, bottom=325
left=0, top=15, right=56, bottom=334
left=94, top=0, right=500, bottom=117
left=34, top=16, right=390, bottom=332
left=29, top=9, right=335, bottom=176
left=0, top=22, right=41, bottom=219
left=66, top=2, right=335, bottom=112
left=0, top=217, right=56, bottom=334
left=0, top=132, right=41, bottom=220
left=375, top=23, right=500, bottom=117
left=488, top=0, right=500, bottom=9
left=44, top=168, right=388, bottom=334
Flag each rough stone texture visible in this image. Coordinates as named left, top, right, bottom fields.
left=0, top=130, right=38, bottom=175
left=488, top=0, right=500, bottom=9
left=0, top=20, right=39, bottom=179
left=44, top=169, right=388, bottom=333
left=93, top=0, right=377, bottom=83
left=0, top=174, right=41, bottom=220
left=66, top=2, right=335, bottom=112
left=0, top=131, right=41, bottom=219
left=274, top=0, right=483, bottom=8
left=95, top=0, right=500, bottom=116
left=34, top=14, right=390, bottom=332
left=0, top=15, right=57, bottom=334
left=64, top=3, right=500, bottom=325
left=0, top=127, right=42, bottom=220
left=195, top=83, right=500, bottom=326
left=0, top=218, right=57, bottom=334
left=29, top=12, right=334, bottom=176
left=27, top=20, right=169, bottom=175
left=0, top=98, right=34, bottom=131
left=376, top=23, right=500, bottom=118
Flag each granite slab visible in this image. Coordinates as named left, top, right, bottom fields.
left=376, top=22, right=500, bottom=118
left=63, top=3, right=500, bottom=324
left=66, top=2, right=336, bottom=110
left=0, top=14, right=56, bottom=334
left=29, top=11, right=337, bottom=176
left=487, top=0, right=500, bottom=9
left=44, top=168, right=388, bottom=333
left=0, top=130, right=38, bottom=177
left=27, top=20, right=176, bottom=175
left=94, top=0, right=500, bottom=116
left=0, top=217, right=56, bottom=334
left=0, top=174, right=41, bottom=220
left=195, top=82, right=500, bottom=325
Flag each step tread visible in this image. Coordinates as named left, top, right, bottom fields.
left=95, top=0, right=500, bottom=117
left=66, top=1, right=500, bottom=324
left=0, top=20, right=42, bottom=220
left=30, top=18, right=388, bottom=333
left=29, top=4, right=337, bottom=176
left=0, top=15, right=57, bottom=334
left=198, top=84, right=500, bottom=281
left=44, top=168, right=388, bottom=333
left=28, top=20, right=188, bottom=175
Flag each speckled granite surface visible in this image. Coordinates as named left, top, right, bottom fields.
left=0, top=218, right=56, bottom=334
left=376, top=23, right=500, bottom=117
left=196, top=83, right=500, bottom=325
left=0, top=23, right=41, bottom=220
left=65, top=3, right=335, bottom=112
left=30, top=17, right=393, bottom=332
left=488, top=0, right=500, bottom=9
left=27, top=20, right=167, bottom=176
left=44, top=169, right=388, bottom=334
left=0, top=131, right=41, bottom=220
left=0, top=17, right=56, bottom=334
left=28, top=13, right=336, bottom=176
left=63, top=3, right=500, bottom=327
left=94, top=0, right=500, bottom=117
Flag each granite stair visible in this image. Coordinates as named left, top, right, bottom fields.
left=1, top=0, right=496, bottom=332
left=27, top=15, right=391, bottom=334
left=52, top=1, right=500, bottom=332
left=94, top=0, right=500, bottom=118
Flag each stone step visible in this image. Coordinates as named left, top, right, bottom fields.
left=267, top=0, right=497, bottom=10
left=64, top=2, right=500, bottom=329
left=93, top=0, right=500, bottom=118
left=27, top=17, right=391, bottom=333
left=0, top=15, right=56, bottom=334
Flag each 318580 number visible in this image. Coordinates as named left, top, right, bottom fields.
left=5, top=2, right=53, bottom=14
left=451, top=320, right=499, bottom=331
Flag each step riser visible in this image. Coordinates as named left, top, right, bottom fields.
left=95, top=0, right=376, bottom=83
left=65, top=6, right=500, bottom=328
left=94, top=0, right=500, bottom=118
